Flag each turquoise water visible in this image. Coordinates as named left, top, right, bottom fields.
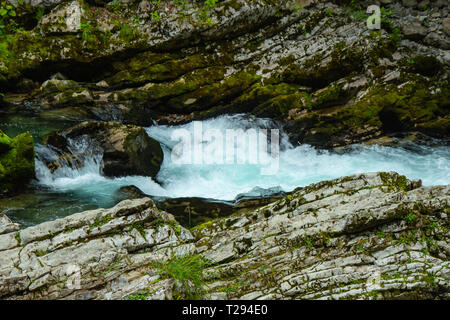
left=2, top=114, right=450, bottom=227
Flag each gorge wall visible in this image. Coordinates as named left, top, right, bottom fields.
left=0, top=0, right=449, bottom=149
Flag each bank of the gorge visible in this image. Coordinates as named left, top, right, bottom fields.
left=0, top=172, right=448, bottom=300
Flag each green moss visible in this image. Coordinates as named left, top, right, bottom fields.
left=282, top=40, right=364, bottom=88
left=379, top=172, right=411, bottom=191
left=309, top=81, right=348, bottom=110
left=286, top=73, right=450, bottom=147
left=0, top=130, right=35, bottom=195
left=153, top=254, right=211, bottom=300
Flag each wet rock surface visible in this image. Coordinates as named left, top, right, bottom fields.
left=42, top=121, right=163, bottom=178
left=1, top=172, right=448, bottom=300
left=115, top=185, right=287, bottom=228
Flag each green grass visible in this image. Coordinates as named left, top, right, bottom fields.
left=153, top=254, right=211, bottom=299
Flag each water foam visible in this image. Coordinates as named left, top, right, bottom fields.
left=34, top=114, right=450, bottom=202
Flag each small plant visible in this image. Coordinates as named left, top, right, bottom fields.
left=80, top=21, right=96, bottom=44
left=127, top=288, right=154, bottom=300
left=0, top=1, right=18, bottom=35
left=35, top=7, right=45, bottom=22
left=110, top=0, right=122, bottom=15
left=352, top=10, right=367, bottom=21
left=426, top=221, right=438, bottom=231
left=153, top=254, right=210, bottom=299
left=324, top=8, right=334, bottom=17
left=304, top=235, right=313, bottom=248
left=118, top=24, right=136, bottom=42
left=376, top=231, right=386, bottom=238
left=0, top=41, right=10, bottom=59
left=404, top=213, right=417, bottom=225
left=151, top=10, right=161, bottom=22
left=204, top=0, right=218, bottom=9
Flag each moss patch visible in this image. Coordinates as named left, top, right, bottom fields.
left=0, top=130, right=35, bottom=195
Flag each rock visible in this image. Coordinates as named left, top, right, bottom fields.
left=29, top=0, right=67, bottom=9
left=193, top=172, right=449, bottom=300
left=1, top=0, right=449, bottom=148
left=114, top=185, right=148, bottom=202
left=418, top=0, right=430, bottom=10
left=424, top=32, right=450, bottom=50
left=43, top=122, right=163, bottom=178
left=443, top=18, right=450, bottom=36
left=155, top=197, right=235, bottom=228
left=39, top=80, right=93, bottom=107
left=0, top=197, right=195, bottom=299
left=402, top=0, right=418, bottom=7
left=1, top=172, right=449, bottom=300
left=402, top=22, right=428, bottom=41
left=38, top=0, right=88, bottom=35
left=0, top=130, right=35, bottom=196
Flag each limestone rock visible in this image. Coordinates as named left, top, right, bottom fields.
left=402, top=0, right=418, bottom=7
left=38, top=0, right=88, bottom=35
left=1, top=172, right=449, bottom=300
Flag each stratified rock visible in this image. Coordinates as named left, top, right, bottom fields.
left=38, top=0, right=89, bottom=35
left=402, top=21, right=428, bottom=41
left=402, top=0, right=418, bottom=7
left=1, top=0, right=449, bottom=148
left=0, top=130, right=35, bottom=196
left=43, top=122, right=163, bottom=178
left=0, top=197, right=195, bottom=299
left=1, top=172, right=448, bottom=300
left=193, top=172, right=450, bottom=300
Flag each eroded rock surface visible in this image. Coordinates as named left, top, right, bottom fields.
left=1, top=172, right=448, bottom=300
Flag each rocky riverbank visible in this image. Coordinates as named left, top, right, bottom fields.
left=1, top=0, right=449, bottom=149
left=0, top=172, right=448, bottom=300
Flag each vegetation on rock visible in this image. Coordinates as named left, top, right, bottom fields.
left=0, top=130, right=35, bottom=196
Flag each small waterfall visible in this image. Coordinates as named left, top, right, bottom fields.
left=35, top=136, right=104, bottom=189
left=30, top=114, right=450, bottom=202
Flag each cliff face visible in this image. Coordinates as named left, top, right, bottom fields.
left=0, top=172, right=448, bottom=300
left=1, top=0, right=449, bottom=148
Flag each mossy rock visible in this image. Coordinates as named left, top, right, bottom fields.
left=39, top=79, right=93, bottom=107
left=284, top=75, right=450, bottom=147
left=0, top=130, right=35, bottom=196
left=405, top=55, right=443, bottom=77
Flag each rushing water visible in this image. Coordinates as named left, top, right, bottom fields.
left=2, top=114, right=450, bottom=227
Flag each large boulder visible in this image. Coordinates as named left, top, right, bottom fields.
left=38, top=79, right=94, bottom=107
left=38, top=0, right=89, bottom=35
left=43, top=121, right=163, bottom=178
left=0, top=130, right=35, bottom=196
